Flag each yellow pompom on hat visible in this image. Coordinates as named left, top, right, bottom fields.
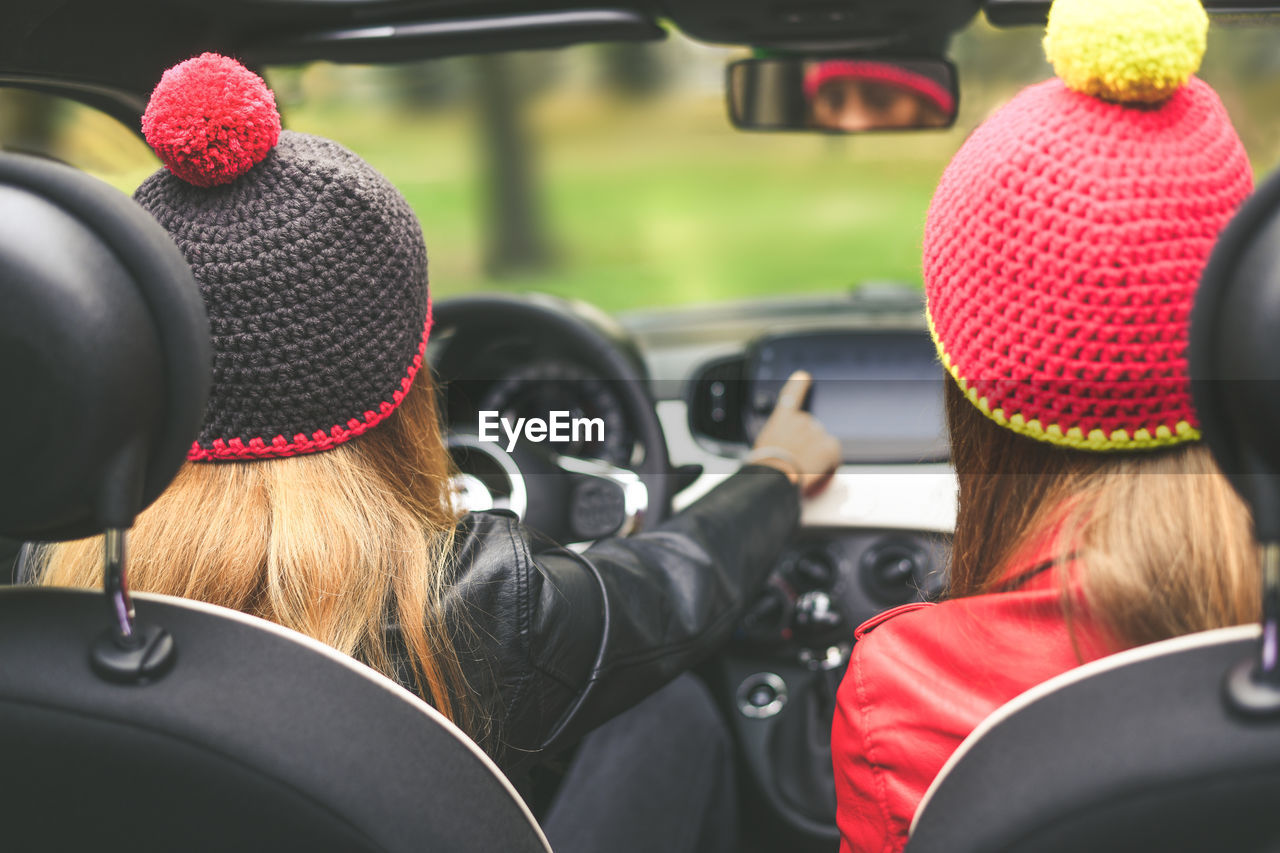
left=1044, top=0, right=1208, bottom=103
left=923, top=0, right=1253, bottom=452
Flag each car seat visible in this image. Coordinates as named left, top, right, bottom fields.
left=906, top=166, right=1280, bottom=851
left=0, top=151, right=550, bottom=852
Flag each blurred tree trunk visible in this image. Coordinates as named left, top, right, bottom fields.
left=390, top=59, right=467, bottom=110
left=600, top=42, right=667, bottom=98
left=0, top=90, right=61, bottom=156
left=474, top=54, right=553, bottom=278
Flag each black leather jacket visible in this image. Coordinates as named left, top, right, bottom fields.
left=432, top=464, right=799, bottom=772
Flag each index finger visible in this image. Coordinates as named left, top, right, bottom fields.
left=775, top=370, right=812, bottom=412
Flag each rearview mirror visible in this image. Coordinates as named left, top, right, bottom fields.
left=727, top=57, right=958, bottom=133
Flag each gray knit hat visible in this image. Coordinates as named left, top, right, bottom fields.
left=133, top=53, right=430, bottom=462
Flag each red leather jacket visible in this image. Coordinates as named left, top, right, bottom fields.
left=831, top=544, right=1116, bottom=853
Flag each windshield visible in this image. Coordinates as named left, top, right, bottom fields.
left=4, top=18, right=1280, bottom=314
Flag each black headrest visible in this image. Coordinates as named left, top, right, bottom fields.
left=0, top=153, right=209, bottom=541
left=0, top=587, right=551, bottom=852
left=907, top=627, right=1280, bottom=852
left=1192, top=166, right=1280, bottom=540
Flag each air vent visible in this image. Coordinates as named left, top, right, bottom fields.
left=687, top=355, right=749, bottom=445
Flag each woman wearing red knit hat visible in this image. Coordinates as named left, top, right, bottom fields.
left=833, top=0, right=1260, bottom=850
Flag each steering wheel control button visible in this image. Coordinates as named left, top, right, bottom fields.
left=569, top=477, right=628, bottom=540
left=552, top=454, right=648, bottom=539
left=737, top=672, right=788, bottom=719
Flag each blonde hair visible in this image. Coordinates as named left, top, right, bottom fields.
left=33, top=380, right=479, bottom=735
left=945, top=379, right=1259, bottom=650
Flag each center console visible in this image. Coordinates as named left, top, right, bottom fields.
left=722, top=526, right=948, bottom=849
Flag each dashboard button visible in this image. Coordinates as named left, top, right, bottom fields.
left=736, top=672, right=788, bottom=719
left=860, top=537, right=931, bottom=605
left=793, top=590, right=843, bottom=643
left=789, top=550, right=837, bottom=589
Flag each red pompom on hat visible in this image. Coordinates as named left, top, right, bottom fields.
left=141, top=52, right=281, bottom=187
left=923, top=0, right=1253, bottom=451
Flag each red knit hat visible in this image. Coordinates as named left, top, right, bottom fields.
left=803, top=61, right=956, bottom=115
left=924, top=0, right=1253, bottom=451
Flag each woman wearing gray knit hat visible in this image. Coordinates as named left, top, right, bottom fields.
left=32, top=53, right=841, bottom=850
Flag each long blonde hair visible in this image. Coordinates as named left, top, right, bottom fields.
left=33, top=379, right=478, bottom=734
left=945, top=379, right=1260, bottom=650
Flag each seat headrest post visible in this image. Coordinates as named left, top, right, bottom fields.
left=88, top=527, right=176, bottom=684
left=102, top=528, right=137, bottom=647
left=1264, top=544, right=1280, bottom=673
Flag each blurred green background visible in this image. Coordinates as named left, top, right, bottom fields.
left=4, top=19, right=1280, bottom=313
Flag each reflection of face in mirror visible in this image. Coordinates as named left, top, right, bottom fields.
left=804, top=61, right=954, bottom=132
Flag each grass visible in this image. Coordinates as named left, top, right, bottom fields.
left=278, top=88, right=952, bottom=313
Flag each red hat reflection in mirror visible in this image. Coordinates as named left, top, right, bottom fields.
left=804, top=60, right=955, bottom=132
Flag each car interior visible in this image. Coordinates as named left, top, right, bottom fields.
left=4, top=1, right=1280, bottom=851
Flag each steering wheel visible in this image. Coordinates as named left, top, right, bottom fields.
left=431, top=294, right=672, bottom=537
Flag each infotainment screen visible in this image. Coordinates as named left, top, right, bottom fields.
left=744, top=331, right=947, bottom=463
